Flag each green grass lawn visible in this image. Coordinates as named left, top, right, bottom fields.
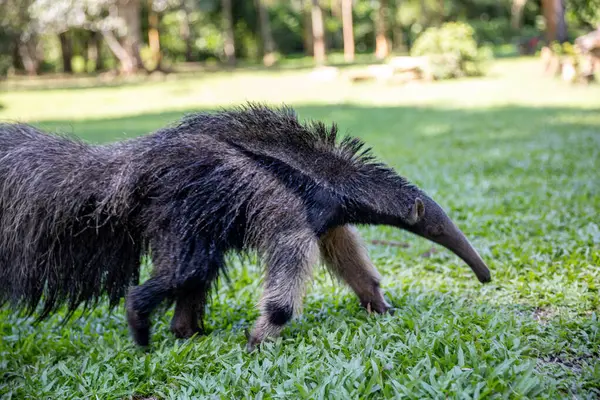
left=0, top=58, right=599, bottom=399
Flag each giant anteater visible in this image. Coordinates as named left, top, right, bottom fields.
left=0, top=104, right=491, bottom=350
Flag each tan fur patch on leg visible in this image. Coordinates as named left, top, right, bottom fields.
left=319, top=225, right=391, bottom=313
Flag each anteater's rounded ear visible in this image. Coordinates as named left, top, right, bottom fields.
left=406, top=197, right=425, bottom=225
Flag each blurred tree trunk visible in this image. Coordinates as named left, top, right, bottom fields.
left=12, top=39, right=22, bottom=71
left=256, top=0, right=276, bottom=66
left=3, top=0, right=34, bottom=74
left=116, top=0, right=145, bottom=73
left=302, top=0, right=314, bottom=56
left=330, top=0, right=341, bottom=18
left=375, top=0, right=390, bottom=59
left=88, top=31, right=104, bottom=71
left=82, top=32, right=90, bottom=66
left=330, top=0, right=342, bottom=50
left=392, top=0, right=405, bottom=52
left=181, top=1, right=195, bottom=62
left=542, top=0, right=567, bottom=43
left=221, top=0, right=236, bottom=66
left=511, top=0, right=528, bottom=30
left=148, top=2, right=162, bottom=70
left=18, top=37, right=40, bottom=76
left=392, top=26, right=404, bottom=52
left=341, top=0, right=354, bottom=62
left=311, top=0, right=326, bottom=65
left=59, top=31, right=73, bottom=73
left=102, top=30, right=135, bottom=73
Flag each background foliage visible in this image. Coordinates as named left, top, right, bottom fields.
left=411, top=21, right=492, bottom=79
left=0, top=0, right=596, bottom=77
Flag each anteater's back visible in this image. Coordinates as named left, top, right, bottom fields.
left=169, top=105, right=410, bottom=221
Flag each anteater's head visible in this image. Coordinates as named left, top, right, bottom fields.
left=393, top=191, right=491, bottom=284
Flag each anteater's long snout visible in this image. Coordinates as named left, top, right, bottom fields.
left=403, top=196, right=492, bottom=283
left=434, top=223, right=491, bottom=283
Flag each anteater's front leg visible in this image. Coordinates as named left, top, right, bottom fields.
left=319, top=225, right=391, bottom=314
left=247, top=230, right=319, bottom=351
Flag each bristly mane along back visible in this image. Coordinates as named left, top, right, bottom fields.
left=168, top=104, right=413, bottom=212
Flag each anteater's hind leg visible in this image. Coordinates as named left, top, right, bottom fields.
left=170, top=289, right=205, bottom=339
left=127, top=237, right=223, bottom=346
left=247, top=229, right=319, bottom=351
left=319, top=225, right=391, bottom=314
left=126, top=274, right=172, bottom=346
left=170, top=248, right=222, bottom=339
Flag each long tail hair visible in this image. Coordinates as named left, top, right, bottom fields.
left=0, top=124, right=143, bottom=319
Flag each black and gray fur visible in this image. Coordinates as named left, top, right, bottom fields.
left=0, top=104, right=491, bottom=350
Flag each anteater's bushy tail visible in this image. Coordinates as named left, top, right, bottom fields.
left=0, top=124, right=143, bottom=319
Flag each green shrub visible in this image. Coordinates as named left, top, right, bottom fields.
left=469, top=16, right=514, bottom=45
left=411, top=22, right=493, bottom=80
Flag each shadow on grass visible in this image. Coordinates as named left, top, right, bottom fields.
left=34, top=103, right=600, bottom=164
left=35, top=103, right=600, bottom=136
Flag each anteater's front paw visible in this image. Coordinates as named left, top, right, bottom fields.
left=245, top=329, right=261, bottom=353
left=362, top=295, right=393, bottom=314
left=246, top=338, right=259, bottom=353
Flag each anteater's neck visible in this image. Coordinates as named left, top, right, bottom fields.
left=229, top=145, right=402, bottom=236
left=303, top=188, right=402, bottom=237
